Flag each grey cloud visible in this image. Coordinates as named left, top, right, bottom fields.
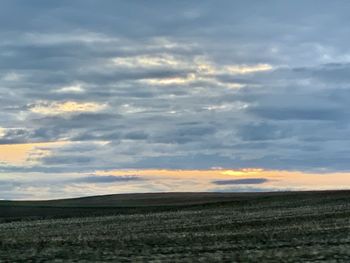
left=124, top=131, right=149, bottom=140
left=152, top=125, right=216, bottom=144
left=213, top=178, right=269, bottom=185
left=42, top=155, right=93, bottom=165
left=237, top=123, right=290, bottom=141
left=248, top=107, right=346, bottom=121
left=72, top=175, right=143, bottom=184
left=303, top=63, right=350, bottom=84
left=0, top=128, right=31, bottom=144
left=1, top=0, right=350, bottom=179
left=0, top=180, right=22, bottom=190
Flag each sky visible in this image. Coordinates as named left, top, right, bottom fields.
left=2, top=1, right=350, bottom=199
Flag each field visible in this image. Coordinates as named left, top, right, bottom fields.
left=1, top=191, right=350, bottom=262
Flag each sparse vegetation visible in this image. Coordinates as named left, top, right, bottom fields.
left=1, top=191, right=350, bottom=262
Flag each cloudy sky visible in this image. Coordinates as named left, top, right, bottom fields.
left=1, top=1, right=350, bottom=199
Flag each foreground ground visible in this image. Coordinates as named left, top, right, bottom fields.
left=1, top=191, right=350, bottom=262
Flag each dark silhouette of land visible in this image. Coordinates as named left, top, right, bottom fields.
left=1, top=190, right=350, bottom=261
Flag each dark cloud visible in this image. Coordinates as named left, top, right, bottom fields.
left=249, top=107, right=345, bottom=121
left=42, top=155, right=93, bottom=165
left=212, top=178, right=269, bottom=185
left=237, top=123, right=290, bottom=141
left=0, top=128, right=31, bottom=144
left=72, top=175, right=143, bottom=184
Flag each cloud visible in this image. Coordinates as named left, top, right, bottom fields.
left=72, top=175, right=144, bottom=184
left=29, top=101, right=107, bottom=115
left=224, top=64, right=273, bottom=75
left=111, top=54, right=185, bottom=68
left=54, top=84, right=85, bottom=94
left=0, top=127, right=5, bottom=137
left=237, top=123, right=290, bottom=141
left=42, top=155, right=93, bottom=165
left=2, top=0, right=350, bottom=200
left=0, top=141, right=69, bottom=166
left=212, top=178, right=269, bottom=185
left=248, top=106, right=345, bottom=121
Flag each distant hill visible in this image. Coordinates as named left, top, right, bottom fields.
left=1, top=190, right=349, bottom=208
left=0, top=192, right=267, bottom=208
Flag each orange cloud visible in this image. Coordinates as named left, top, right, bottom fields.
left=0, top=141, right=69, bottom=165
